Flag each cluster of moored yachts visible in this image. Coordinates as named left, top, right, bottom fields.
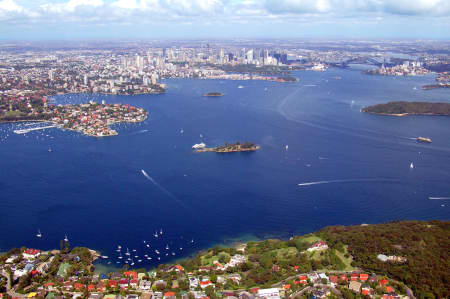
left=112, top=229, right=194, bottom=266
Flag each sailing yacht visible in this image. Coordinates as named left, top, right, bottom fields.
left=160, top=229, right=163, bottom=235
left=165, top=244, right=169, bottom=250
left=64, top=235, right=68, bottom=242
left=125, top=248, right=130, bottom=256
left=285, top=145, right=288, bottom=151
left=410, top=162, right=414, bottom=169
left=146, top=244, right=150, bottom=248
left=36, top=230, right=42, bottom=238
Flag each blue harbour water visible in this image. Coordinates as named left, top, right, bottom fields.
left=0, top=68, right=449, bottom=269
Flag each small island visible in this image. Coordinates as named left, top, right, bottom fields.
left=361, top=101, right=450, bottom=116
left=203, top=92, right=224, bottom=97
left=194, top=141, right=260, bottom=153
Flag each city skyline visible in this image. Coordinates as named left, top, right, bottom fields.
left=0, top=0, right=450, bottom=40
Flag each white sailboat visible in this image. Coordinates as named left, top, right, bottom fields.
left=36, top=229, right=42, bottom=238
left=125, top=248, right=130, bottom=256
left=285, top=145, right=288, bottom=151
left=410, top=162, right=414, bottom=169
left=64, top=235, right=68, bottom=242
left=160, top=228, right=163, bottom=235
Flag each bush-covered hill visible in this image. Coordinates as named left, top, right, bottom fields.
left=319, top=220, right=450, bottom=298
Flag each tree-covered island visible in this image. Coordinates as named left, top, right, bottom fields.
left=194, top=142, right=260, bottom=153
left=361, top=101, right=450, bottom=116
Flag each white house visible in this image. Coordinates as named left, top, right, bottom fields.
left=257, top=288, right=280, bottom=299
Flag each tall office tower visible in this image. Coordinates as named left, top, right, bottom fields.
left=246, top=49, right=254, bottom=63
left=48, top=70, right=54, bottom=81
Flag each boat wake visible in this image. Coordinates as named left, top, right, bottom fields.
left=429, top=197, right=450, bottom=200
left=140, top=170, right=188, bottom=209
left=298, top=178, right=395, bottom=187
left=132, top=129, right=149, bottom=135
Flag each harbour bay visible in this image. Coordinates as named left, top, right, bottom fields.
left=0, top=67, right=449, bottom=269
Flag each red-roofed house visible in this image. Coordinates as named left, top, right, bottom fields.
left=124, top=271, right=138, bottom=279
left=163, top=292, right=176, bottom=299
left=350, top=274, right=359, bottom=281
left=329, top=276, right=338, bottom=284
left=200, top=281, right=214, bottom=289
left=249, top=288, right=259, bottom=294
left=360, top=274, right=369, bottom=281
left=340, top=275, right=348, bottom=282
left=119, top=278, right=129, bottom=289
left=386, top=286, right=394, bottom=293
left=130, top=279, right=139, bottom=288
left=283, top=284, right=291, bottom=290
left=23, top=249, right=41, bottom=259
left=293, top=266, right=300, bottom=272
left=379, top=279, right=389, bottom=286
left=108, top=280, right=118, bottom=288
left=96, top=282, right=106, bottom=292
left=361, top=287, right=372, bottom=296
left=73, top=283, right=84, bottom=291
left=307, top=241, right=328, bottom=252
left=87, top=285, right=95, bottom=291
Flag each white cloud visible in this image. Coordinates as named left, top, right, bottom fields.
left=264, top=0, right=450, bottom=16
left=0, top=0, right=23, bottom=12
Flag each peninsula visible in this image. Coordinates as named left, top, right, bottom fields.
left=203, top=92, right=224, bottom=97
left=361, top=101, right=450, bottom=116
left=194, top=142, right=260, bottom=153
left=1, top=98, right=148, bottom=137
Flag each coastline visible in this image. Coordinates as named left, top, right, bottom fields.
left=362, top=111, right=450, bottom=117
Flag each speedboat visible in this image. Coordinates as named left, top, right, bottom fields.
left=36, top=230, right=42, bottom=238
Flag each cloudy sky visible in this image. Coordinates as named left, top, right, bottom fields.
left=0, top=0, right=449, bottom=40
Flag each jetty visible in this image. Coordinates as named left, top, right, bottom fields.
left=13, top=125, right=57, bottom=134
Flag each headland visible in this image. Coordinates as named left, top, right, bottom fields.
left=361, top=101, right=450, bottom=116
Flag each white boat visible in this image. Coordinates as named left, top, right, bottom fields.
left=180, top=129, right=184, bottom=134
left=410, top=162, right=414, bottom=169
left=118, top=255, right=123, bottom=259
left=138, top=259, right=142, bottom=263
left=180, top=247, right=183, bottom=250
left=118, top=245, right=122, bottom=249
left=146, top=244, right=150, bottom=248
left=48, top=147, right=52, bottom=152
left=192, top=143, right=206, bottom=149
left=125, top=248, right=130, bottom=256
left=102, top=256, right=108, bottom=259
left=132, top=249, right=136, bottom=252
left=172, top=252, right=175, bottom=256
left=64, top=235, right=68, bottom=242
left=36, top=230, right=42, bottom=238
left=134, top=255, right=138, bottom=258
left=191, top=239, right=194, bottom=243
left=157, top=257, right=160, bottom=260
left=160, top=229, right=163, bottom=235
left=285, top=145, right=288, bottom=151
left=238, top=85, right=244, bottom=89
left=165, top=244, right=169, bottom=250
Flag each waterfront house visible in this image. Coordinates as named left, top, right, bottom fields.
left=23, top=249, right=41, bottom=260
left=119, top=279, right=129, bottom=289
left=130, top=279, right=139, bottom=288
left=139, top=280, right=152, bottom=291
left=360, top=274, right=369, bottom=281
